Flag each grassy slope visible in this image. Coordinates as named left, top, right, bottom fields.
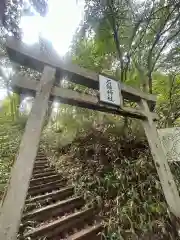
left=43, top=123, right=180, bottom=240
left=1, top=104, right=180, bottom=239
left=0, top=115, right=25, bottom=200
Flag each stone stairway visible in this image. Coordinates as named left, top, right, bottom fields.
left=19, top=150, right=103, bottom=239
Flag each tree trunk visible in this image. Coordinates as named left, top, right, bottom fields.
left=165, top=117, right=173, bottom=128
left=7, top=90, right=14, bottom=121
left=148, top=72, right=153, bottom=94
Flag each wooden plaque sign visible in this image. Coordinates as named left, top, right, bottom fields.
left=158, top=127, right=180, bottom=162
left=99, top=75, right=121, bottom=106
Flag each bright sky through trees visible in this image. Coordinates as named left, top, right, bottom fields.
left=0, top=0, right=85, bottom=100
left=20, top=0, right=85, bottom=55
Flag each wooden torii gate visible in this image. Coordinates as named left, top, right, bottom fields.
left=0, top=37, right=180, bottom=239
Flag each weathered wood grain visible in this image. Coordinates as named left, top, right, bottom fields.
left=6, top=36, right=156, bottom=104
left=0, top=66, right=56, bottom=240
left=139, top=99, right=180, bottom=218
left=11, top=74, right=158, bottom=120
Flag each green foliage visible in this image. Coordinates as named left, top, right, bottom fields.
left=43, top=126, right=179, bottom=239
left=72, top=0, right=180, bottom=93
left=1, top=93, right=21, bottom=120
left=0, top=96, right=26, bottom=200
left=70, top=1, right=180, bottom=125
left=0, top=120, right=21, bottom=199
left=153, top=72, right=180, bottom=127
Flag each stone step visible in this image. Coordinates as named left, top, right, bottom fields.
left=36, top=156, right=46, bottom=160
left=36, top=156, right=46, bottom=159
left=24, top=208, right=95, bottom=239
left=33, top=166, right=51, bottom=172
left=67, top=223, right=103, bottom=240
left=28, top=180, right=66, bottom=196
left=34, top=163, right=49, bottom=168
left=26, top=187, right=74, bottom=208
left=32, top=170, right=57, bottom=178
left=23, top=196, right=84, bottom=222
left=30, top=174, right=61, bottom=186
left=26, top=187, right=74, bottom=203
left=21, top=150, right=103, bottom=239
left=33, top=167, right=55, bottom=174
left=32, top=168, right=55, bottom=175
left=34, top=160, right=48, bottom=165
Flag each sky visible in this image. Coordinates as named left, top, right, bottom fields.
left=0, top=88, right=6, bottom=100
left=0, top=0, right=85, bottom=100
left=20, top=0, right=85, bottom=55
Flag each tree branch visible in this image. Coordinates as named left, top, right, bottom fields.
left=107, top=0, right=124, bottom=81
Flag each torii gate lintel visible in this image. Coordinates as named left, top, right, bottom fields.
left=0, top=37, right=179, bottom=240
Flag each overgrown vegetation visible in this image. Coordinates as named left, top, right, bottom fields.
left=0, top=94, right=25, bottom=200
left=41, top=109, right=180, bottom=239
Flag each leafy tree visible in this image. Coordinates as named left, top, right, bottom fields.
left=154, top=72, right=180, bottom=127
left=74, top=0, right=180, bottom=94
